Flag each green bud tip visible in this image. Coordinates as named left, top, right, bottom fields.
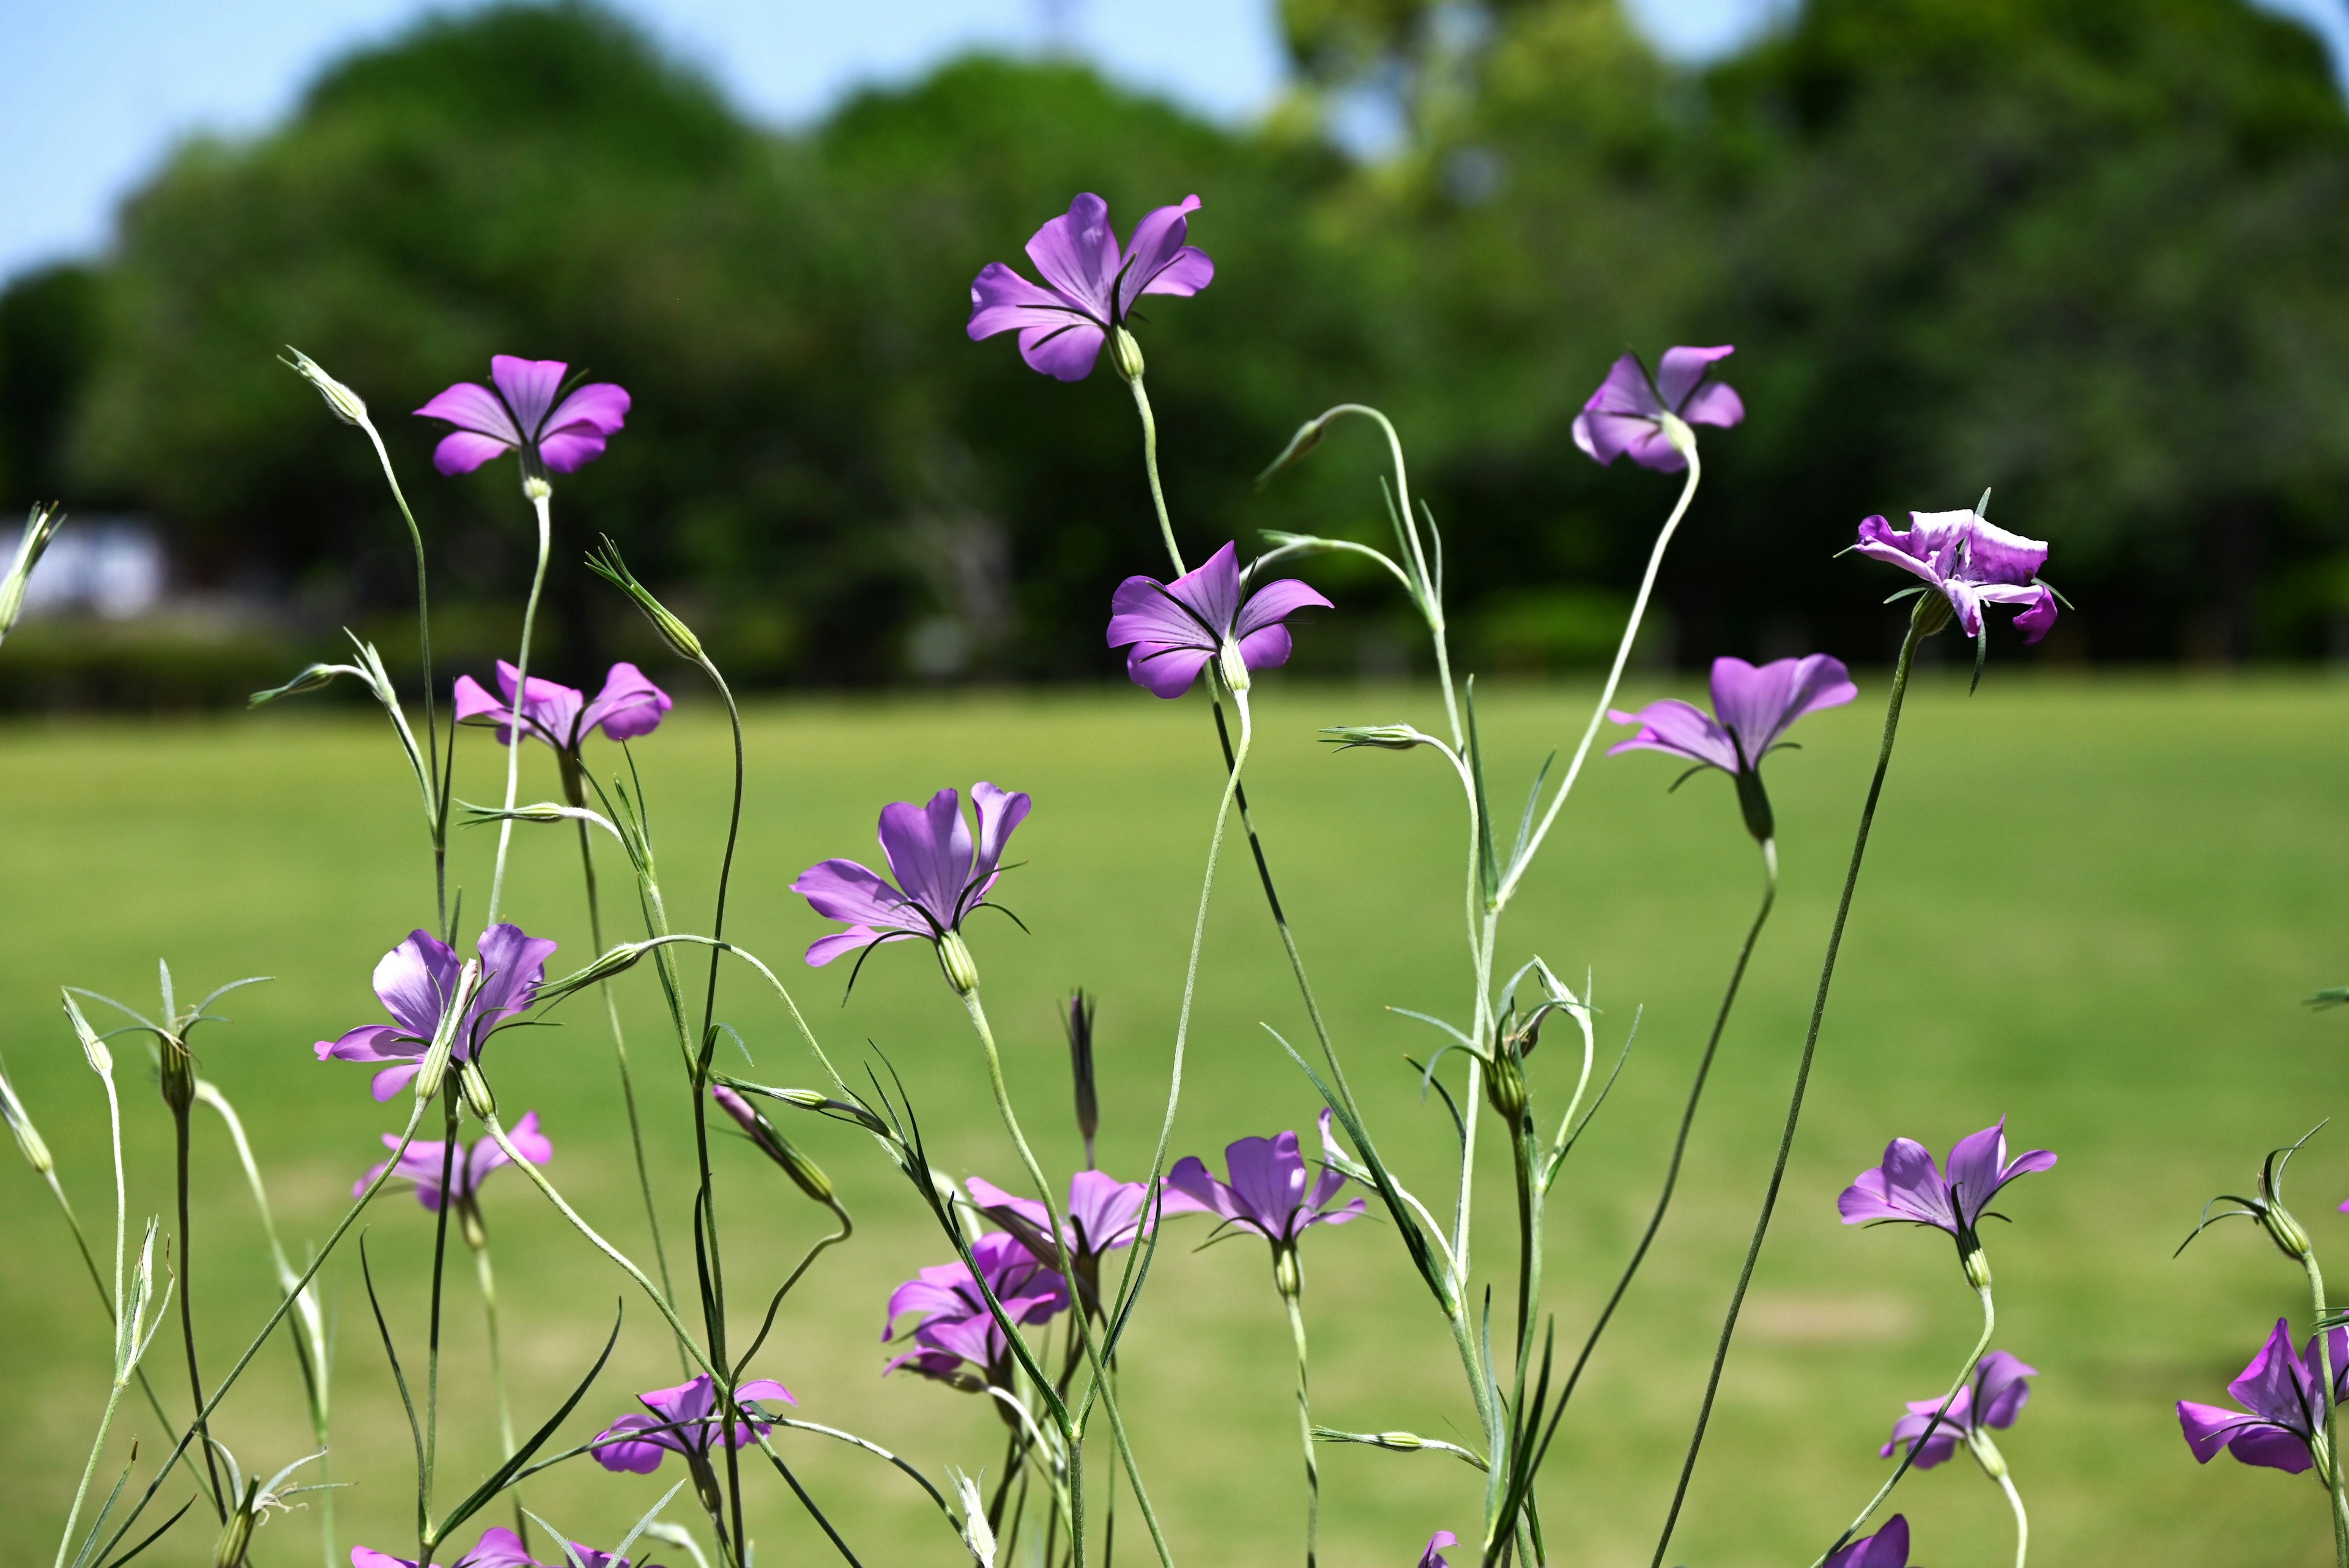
left=1111, top=325, right=1146, bottom=382
left=939, top=931, right=981, bottom=996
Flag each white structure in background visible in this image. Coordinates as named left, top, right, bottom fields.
left=0, top=515, right=163, bottom=618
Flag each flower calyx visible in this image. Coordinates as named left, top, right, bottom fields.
left=458, top=1059, right=498, bottom=1124
left=1272, top=1243, right=1304, bottom=1301
left=938, top=931, right=982, bottom=997
left=2180, top=1126, right=2326, bottom=1266
left=1965, top=1425, right=2009, bottom=1482
left=1961, top=1244, right=1994, bottom=1291
left=1215, top=637, right=1252, bottom=694
left=1111, top=325, right=1146, bottom=383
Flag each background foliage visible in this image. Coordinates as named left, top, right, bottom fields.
left=4, top=0, right=2347, bottom=690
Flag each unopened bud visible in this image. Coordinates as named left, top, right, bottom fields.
left=1323, top=723, right=1438, bottom=752
left=158, top=1038, right=196, bottom=1115
left=1965, top=1428, right=2009, bottom=1482
left=1216, top=639, right=1252, bottom=694
left=249, top=663, right=351, bottom=707
left=212, top=1487, right=257, bottom=1568
left=0, top=1071, right=53, bottom=1175
left=938, top=931, right=981, bottom=996
left=280, top=347, right=368, bottom=427
left=0, top=503, right=62, bottom=642
left=64, top=995, right=111, bottom=1078
left=458, top=1060, right=497, bottom=1122
left=587, top=538, right=706, bottom=661
left=458, top=1196, right=489, bottom=1252
left=1483, top=1048, right=1527, bottom=1122
left=1732, top=761, right=1776, bottom=845
left=1110, top=326, right=1146, bottom=383
left=1066, top=990, right=1098, bottom=1164
left=2262, top=1202, right=2315, bottom=1263
left=710, top=1084, right=836, bottom=1205
left=1273, top=1245, right=1302, bottom=1300
left=1374, top=1431, right=1425, bottom=1451
left=413, top=1038, right=453, bottom=1104
left=1962, top=1246, right=1994, bottom=1291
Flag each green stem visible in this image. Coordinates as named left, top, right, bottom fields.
left=2308, top=1254, right=2349, bottom=1568
left=1283, top=1287, right=1318, bottom=1568
left=420, top=1085, right=459, bottom=1545
left=1124, top=374, right=1184, bottom=576
left=55, top=1050, right=129, bottom=1568
left=171, top=1104, right=226, bottom=1520
left=573, top=809, right=680, bottom=1367
left=1652, top=603, right=1931, bottom=1568
left=352, top=414, right=447, bottom=935
left=487, top=488, right=552, bottom=926
left=1995, top=1469, right=2028, bottom=1568
left=473, top=1235, right=525, bottom=1542
left=1816, top=1287, right=1994, bottom=1563
left=1538, top=842, right=1776, bottom=1449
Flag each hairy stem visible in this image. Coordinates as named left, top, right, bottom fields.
left=1652, top=604, right=1929, bottom=1568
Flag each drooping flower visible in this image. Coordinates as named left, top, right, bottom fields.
left=590, top=1373, right=795, bottom=1475
left=1838, top=1118, right=2056, bottom=1261
left=882, top=1231, right=1071, bottom=1389
left=1881, top=1350, right=2036, bottom=1469
left=2179, top=1318, right=2349, bottom=1475
left=1105, top=541, right=1331, bottom=699
left=1854, top=508, right=2058, bottom=645
left=1163, top=1111, right=1367, bottom=1265
left=354, top=1110, right=551, bottom=1213
left=453, top=661, right=672, bottom=754
left=1822, top=1516, right=1915, bottom=1568
left=1417, top=1531, right=1457, bottom=1568
left=314, top=924, right=558, bottom=1101
left=967, top=1169, right=1155, bottom=1304
left=968, top=193, right=1214, bottom=381
left=790, top=783, right=1030, bottom=985
left=415, top=356, right=630, bottom=477
left=1608, top=653, right=1857, bottom=841
left=1571, top=346, right=1744, bottom=472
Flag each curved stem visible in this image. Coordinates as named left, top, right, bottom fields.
left=1652, top=605, right=1929, bottom=1568
left=1996, top=1470, right=2028, bottom=1568
left=55, top=1052, right=128, bottom=1568
left=1284, top=1289, right=1318, bottom=1568
left=573, top=812, right=680, bottom=1365
left=2307, top=1254, right=2349, bottom=1567
left=1501, top=447, right=1701, bottom=910
left=473, top=1236, right=525, bottom=1541
left=1539, top=842, right=1776, bottom=1454
left=1125, top=375, right=1185, bottom=576
left=481, top=1113, right=718, bottom=1382
left=1816, top=1287, right=1994, bottom=1563
left=487, top=489, right=553, bottom=926
left=354, top=416, right=447, bottom=933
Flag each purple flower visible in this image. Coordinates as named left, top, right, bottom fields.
left=453, top=661, right=672, bottom=753
left=1608, top=653, right=1856, bottom=841
left=1838, top=1117, right=2056, bottom=1256
left=1162, top=1110, right=1367, bottom=1252
left=590, top=1373, right=795, bottom=1475
left=1880, top=1350, right=2036, bottom=1468
left=355, top=1528, right=638, bottom=1568
left=2179, top=1318, right=2349, bottom=1475
left=968, top=193, right=1214, bottom=381
left=1105, top=541, right=1331, bottom=699
left=354, top=1109, right=551, bottom=1212
left=966, top=1169, right=1156, bottom=1306
left=881, top=1231, right=1071, bottom=1389
left=1571, top=346, right=1744, bottom=472
left=1417, top=1531, right=1457, bottom=1568
left=1822, top=1516, right=1914, bottom=1568
left=313, top=924, right=558, bottom=1101
left=790, top=782, right=1029, bottom=972
left=415, top=355, right=629, bottom=477
left=1854, top=509, right=2058, bottom=645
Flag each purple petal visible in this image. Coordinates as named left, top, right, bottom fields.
left=1962, top=518, right=2049, bottom=585
left=793, top=858, right=917, bottom=930
left=1124, top=643, right=1214, bottom=699
left=489, top=355, right=568, bottom=439
left=1678, top=379, right=1745, bottom=429
left=1605, top=698, right=1739, bottom=772
left=804, top=927, right=900, bottom=967
left=374, top=930, right=462, bottom=1039
left=1654, top=345, right=1735, bottom=411
left=451, top=674, right=521, bottom=745
left=2010, top=584, right=2058, bottom=644
left=1162, top=1156, right=1231, bottom=1220
left=1580, top=353, right=1664, bottom=420
left=1025, top=194, right=1120, bottom=322
left=967, top=781, right=1031, bottom=907
left=877, top=789, right=972, bottom=929
left=1708, top=655, right=1857, bottom=760
left=371, top=1063, right=422, bottom=1101
left=1108, top=575, right=1216, bottom=655
left=1418, top=1531, right=1457, bottom=1568
left=472, top=923, right=558, bottom=1033
left=456, top=1528, right=538, bottom=1568
left=1234, top=624, right=1293, bottom=674
left=579, top=661, right=672, bottom=743
left=1019, top=321, right=1107, bottom=381
left=317, top=1023, right=409, bottom=1065
left=1231, top=577, right=1333, bottom=642
left=1942, top=1120, right=2009, bottom=1224
left=533, top=428, right=609, bottom=473
left=2228, top=1320, right=2314, bottom=1428
left=2227, top=1422, right=2318, bottom=1473
left=544, top=382, right=631, bottom=437
left=1115, top=195, right=1209, bottom=318
left=1167, top=543, right=1244, bottom=638
left=432, top=430, right=513, bottom=476
left=970, top=262, right=1089, bottom=341
left=1851, top=516, right=1950, bottom=587
left=1822, top=1515, right=1910, bottom=1568
left=489, top=659, right=584, bottom=748
left=1572, top=409, right=1661, bottom=469
left=414, top=382, right=519, bottom=444
left=1223, top=1132, right=1308, bottom=1238
left=1975, top=1351, right=2036, bottom=1429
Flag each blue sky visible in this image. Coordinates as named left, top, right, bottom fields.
left=3, top=0, right=2342, bottom=286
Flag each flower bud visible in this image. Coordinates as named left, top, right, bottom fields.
left=1066, top=990, right=1099, bottom=1164
left=458, top=1196, right=489, bottom=1252
left=953, top=1469, right=998, bottom=1568
left=1373, top=1431, right=1425, bottom=1451
left=588, top=537, right=707, bottom=663
left=711, top=1083, right=836, bottom=1205
left=1273, top=1244, right=1303, bottom=1300
left=1965, top=1428, right=2009, bottom=1482
left=1483, top=1047, right=1528, bottom=1122
left=1216, top=639, right=1252, bottom=694
left=1322, top=723, right=1441, bottom=752
left=1962, top=1245, right=1994, bottom=1291
left=64, top=995, right=112, bottom=1079
left=2262, top=1201, right=2315, bottom=1263
left=158, top=1037, right=196, bottom=1115
left=458, top=1060, right=497, bottom=1123
left=280, top=347, right=368, bottom=427
left=212, top=1486, right=257, bottom=1568
left=0, top=1069, right=54, bottom=1175
left=1912, top=590, right=1953, bottom=637
left=1110, top=326, right=1146, bottom=383
left=1731, top=763, right=1776, bottom=845
left=938, top=931, right=981, bottom=996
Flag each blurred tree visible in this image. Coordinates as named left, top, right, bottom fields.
left=0, top=264, right=104, bottom=508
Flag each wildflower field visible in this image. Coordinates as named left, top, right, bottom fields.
left=0, top=678, right=2337, bottom=1566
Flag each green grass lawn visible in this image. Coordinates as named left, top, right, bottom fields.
left=2, top=673, right=2345, bottom=1567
